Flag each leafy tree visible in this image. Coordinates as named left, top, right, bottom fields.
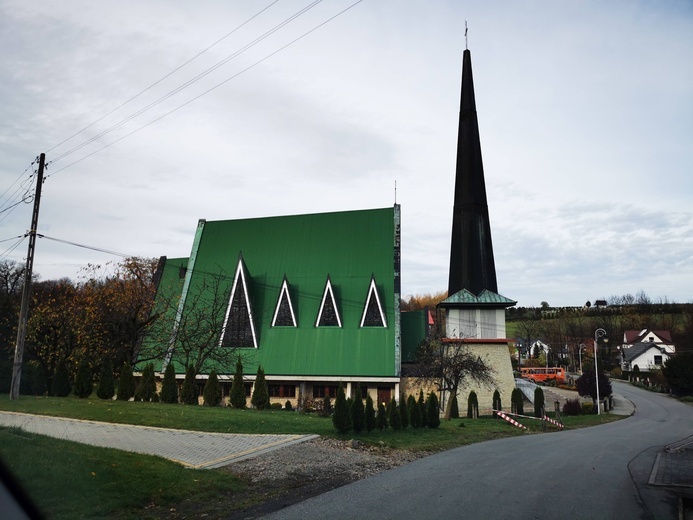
left=332, top=386, right=350, bottom=434
left=534, top=386, right=545, bottom=418
left=449, top=394, right=459, bottom=419
left=350, top=387, right=365, bottom=433
left=96, top=358, right=115, bottom=400
left=251, top=366, right=270, bottom=410
left=492, top=389, right=502, bottom=413
left=159, top=362, right=178, bottom=403
left=511, top=388, right=524, bottom=415
left=229, top=356, right=246, bottom=409
left=426, top=392, right=441, bottom=429
left=408, top=394, right=422, bottom=428
left=418, top=389, right=428, bottom=428
left=203, top=369, right=221, bottom=406
left=398, top=395, right=409, bottom=429
left=388, top=398, right=402, bottom=430
left=400, top=291, right=448, bottom=311
left=415, top=333, right=496, bottom=419
left=662, top=352, right=693, bottom=395
left=0, top=261, right=27, bottom=393
left=180, top=364, right=198, bottom=405
left=376, top=401, right=388, bottom=431
left=51, top=359, right=71, bottom=397
left=117, top=362, right=135, bottom=401
left=135, top=363, right=157, bottom=402
left=467, top=391, right=478, bottom=418
left=365, top=395, right=376, bottom=432
left=576, top=369, right=612, bottom=406
left=73, top=357, right=93, bottom=398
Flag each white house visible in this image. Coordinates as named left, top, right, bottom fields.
left=621, top=343, right=671, bottom=372
left=622, top=329, right=675, bottom=354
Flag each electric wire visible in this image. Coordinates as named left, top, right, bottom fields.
left=37, top=234, right=132, bottom=258
left=47, top=0, right=325, bottom=167
left=45, top=0, right=281, bottom=155
left=45, top=0, right=363, bottom=177
left=0, top=157, right=37, bottom=206
left=0, top=236, right=27, bottom=262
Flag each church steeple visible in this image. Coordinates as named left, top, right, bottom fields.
left=448, top=49, right=498, bottom=297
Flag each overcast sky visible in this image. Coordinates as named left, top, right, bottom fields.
left=1, top=0, right=691, bottom=308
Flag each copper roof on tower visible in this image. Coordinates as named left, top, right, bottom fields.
left=447, top=49, right=500, bottom=298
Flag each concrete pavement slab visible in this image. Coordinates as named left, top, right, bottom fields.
left=0, top=411, right=317, bottom=469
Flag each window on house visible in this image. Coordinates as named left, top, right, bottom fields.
left=654, top=355, right=662, bottom=365
left=268, top=385, right=297, bottom=398
left=649, top=337, right=654, bottom=342
left=316, top=276, right=342, bottom=327
left=313, top=385, right=338, bottom=398
left=220, top=255, right=258, bottom=348
left=360, top=276, right=387, bottom=327
left=272, top=276, right=297, bottom=327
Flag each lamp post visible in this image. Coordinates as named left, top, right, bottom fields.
left=594, top=328, right=607, bottom=415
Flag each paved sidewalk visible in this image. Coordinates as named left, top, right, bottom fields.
left=0, top=411, right=317, bottom=469
left=649, top=436, right=693, bottom=489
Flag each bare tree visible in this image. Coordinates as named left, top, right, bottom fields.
left=415, top=332, right=496, bottom=419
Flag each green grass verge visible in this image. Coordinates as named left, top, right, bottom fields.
left=0, top=426, right=244, bottom=519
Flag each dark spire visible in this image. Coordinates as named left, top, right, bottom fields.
left=448, top=49, right=498, bottom=297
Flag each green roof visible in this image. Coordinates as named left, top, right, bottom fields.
left=150, top=207, right=400, bottom=378
left=439, top=288, right=516, bottom=308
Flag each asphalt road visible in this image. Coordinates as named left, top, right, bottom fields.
left=265, top=382, right=693, bottom=520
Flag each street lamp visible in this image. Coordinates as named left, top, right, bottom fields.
left=594, top=328, right=607, bottom=415
left=579, top=344, right=585, bottom=374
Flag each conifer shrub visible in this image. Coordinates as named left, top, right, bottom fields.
left=73, top=358, right=93, bottom=399
left=534, top=387, right=545, bottom=418
left=388, top=398, right=402, bottom=430
left=399, top=395, right=410, bottom=428
left=51, top=359, right=72, bottom=397
left=562, top=398, right=582, bottom=416
left=467, top=390, right=478, bottom=419
left=135, top=363, right=158, bottom=402
left=351, top=387, right=366, bottom=433
left=203, top=370, right=221, bottom=406
left=333, top=386, right=350, bottom=434
left=511, top=388, right=524, bottom=415
left=418, top=389, right=428, bottom=428
left=116, top=362, right=135, bottom=401
left=426, top=392, right=441, bottom=429
left=376, top=401, right=387, bottom=431
left=180, top=365, right=198, bottom=405
left=365, top=395, right=376, bottom=432
left=229, top=356, right=246, bottom=409
left=96, top=359, right=115, bottom=400
left=408, top=394, right=422, bottom=428
left=320, top=395, right=332, bottom=417
left=270, top=402, right=282, bottom=410
left=159, top=362, right=178, bottom=404
left=285, top=400, right=293, bottom=411
left=581, top=401, right=594, bottom=415
left=251, top=366, right=270, bottom=410
left=449, top=395, right=459, bottom=419
left=492, top=389, right=502, bottom=414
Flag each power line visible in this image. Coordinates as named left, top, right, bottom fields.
left=47, top=0, right=324, bottom=167
left=37, top=234, right=132, bottom=258
left=46, top=0, right=364, bottom=177
left=46, top=1, right=281, bottom=155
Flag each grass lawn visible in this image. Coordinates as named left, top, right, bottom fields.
left=0, top=426, right=245, bottom=519
left=0, top=395, right=624, bottom=518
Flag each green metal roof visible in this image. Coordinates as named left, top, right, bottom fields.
left=149, top=207, right=399, bottom=378
left=439, top=288, right=516, bottom=308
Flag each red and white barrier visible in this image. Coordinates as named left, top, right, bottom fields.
left=542, top=415, right=564, bottom=430
left=493, top=410, right=527, bottom=430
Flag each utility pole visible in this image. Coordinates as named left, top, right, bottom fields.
left=10, top=153, right=45, bottom=400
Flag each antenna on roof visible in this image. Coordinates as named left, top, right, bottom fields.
left=465, top=21, right=468, bottom=50
left=394, top=180, right=397, bottom=204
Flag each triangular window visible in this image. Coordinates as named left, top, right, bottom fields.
left=220, top=255, right=258, bottom=348
left=360, top=276, right=387, bottom=327
left=272, top=276, right=297, bottom=327
left=315, top=276, right=342, bottom=327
